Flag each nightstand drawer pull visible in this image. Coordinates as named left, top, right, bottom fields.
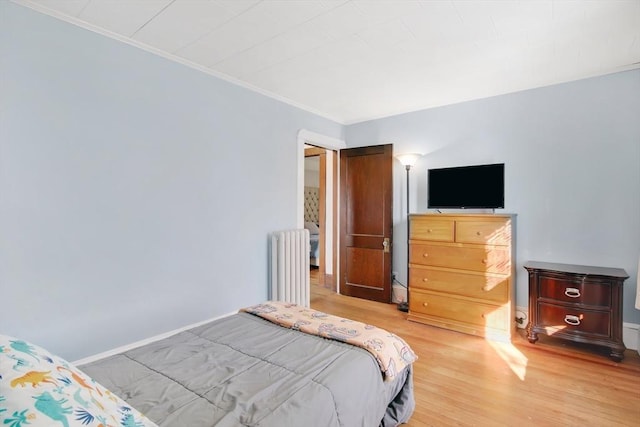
left=564, top=315, right=581, bottom=326
left=564, top=287, right=581, bottom=298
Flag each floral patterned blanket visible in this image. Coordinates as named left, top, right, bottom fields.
left=240, top=301, right=417, bottom=381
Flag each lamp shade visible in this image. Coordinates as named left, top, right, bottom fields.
left=396, top=153, right=423, bottom=167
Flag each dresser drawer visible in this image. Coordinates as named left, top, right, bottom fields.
left=410, top=217, right=454, bottom=242
left=537, top=302, right=611, bottom=338
left=410, top=266, right=509, bottom=303
left=538, top=276, right=611, bottom=308
left=456, top=220, right=511, bottom=246
left=410, top=243, right=510, bottom=274
left=410, top=290, right=510, bottom=331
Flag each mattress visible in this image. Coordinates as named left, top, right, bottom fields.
left=81, top=312, right=414, bottom=426
left=310, top=233, right=320, bottom=266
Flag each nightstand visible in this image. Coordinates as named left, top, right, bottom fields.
left=524, top=261, right=629, bottom=361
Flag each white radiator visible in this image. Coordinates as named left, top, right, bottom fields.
left=270, top=229, right=310, bottom=307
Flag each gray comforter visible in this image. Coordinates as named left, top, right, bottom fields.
left=81, top=312, right=414, bottom=427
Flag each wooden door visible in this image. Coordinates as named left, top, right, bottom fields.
left=339, top=144, right=393, bottom=303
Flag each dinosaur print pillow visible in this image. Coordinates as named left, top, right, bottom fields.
left=0, top=334, right=158, bottom=427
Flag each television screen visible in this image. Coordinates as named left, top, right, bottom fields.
left=428, top=163, right=504, bottom=209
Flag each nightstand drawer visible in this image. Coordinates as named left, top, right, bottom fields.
left=537, top=303, right=611, bottom=338
left=410, top=267, right=509, bottom=303
left=410, top=243, right=510, bottom=274
left=456, top=220, right=511, bottom=246
left=410, top=290, right=510, bottom=331
left=410, top=217, right=454, bottom=242
left=538, top=276, right=611, bottom=308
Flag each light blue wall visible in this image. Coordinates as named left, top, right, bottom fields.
left=346, top=70, right=640, bottom=324
left=0, top=2, right=343, bottom=360
left=3, top=2, right=639, bottom=363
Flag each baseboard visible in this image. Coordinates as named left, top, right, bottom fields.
left=392, top=284, right=407, bottom=304
left=73, top=311, right=236, bottom=366
left=623, top=322, right=639, bottom=353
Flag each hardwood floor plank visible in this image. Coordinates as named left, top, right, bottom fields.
left=309, top=277, right=640, bottom=426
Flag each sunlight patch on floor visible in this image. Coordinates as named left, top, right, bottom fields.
left=488, top=340, right=528, bottom=381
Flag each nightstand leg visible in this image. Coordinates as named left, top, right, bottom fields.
left=526, top=328, right=538, bottom=344
left=609, top=346, right=625, bottom=362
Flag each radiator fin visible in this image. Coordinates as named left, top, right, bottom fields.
left=270, top=229, right=310, bottom=307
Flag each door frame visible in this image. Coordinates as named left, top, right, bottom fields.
left=304, top=147, right=326, bottom=285
left=297, top=130, right=346, bottom=291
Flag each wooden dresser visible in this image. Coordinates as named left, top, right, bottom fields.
left=408, top=213, right=516, bottom=341
left=524, top=261, right=628, bottom=361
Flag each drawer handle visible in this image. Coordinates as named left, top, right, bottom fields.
left=422, top=302, right=428, bottom=307
left=476, top=231, right=481, bottom=236
left=423, top=253, right=429, bottom=258
left=482, top=285, right=491, bottom=291
left=422, top=278, right=429, bottom=282
left=481, top=259, right=487, bottom=264
left=564, top=287, right=581, bottom=298
left=564, top=315, right=581, bottom=326
left=427, top=229, right=433, bottom=233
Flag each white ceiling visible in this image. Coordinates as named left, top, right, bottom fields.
left=17, top=0, right=640, bottom=124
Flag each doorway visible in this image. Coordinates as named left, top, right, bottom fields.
left=298, top=130, right=345, bottom=293
left=297, top=131, right=394, bottom=303
left=304, top=145, right=337, bottom=291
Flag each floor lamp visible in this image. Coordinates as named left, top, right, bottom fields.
left=395, top=153, right=422, bottom=313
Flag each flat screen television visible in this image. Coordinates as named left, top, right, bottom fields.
left=428, top=163, right=504, bottom=209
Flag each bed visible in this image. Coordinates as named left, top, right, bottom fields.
left=1, top=302, right=416, bottom=427
left=305, top=222, right=320, bottom=267
left=310, top=232, right=320, bottom=266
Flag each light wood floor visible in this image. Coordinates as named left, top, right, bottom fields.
left=309, top=271, right=640, bottom=426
